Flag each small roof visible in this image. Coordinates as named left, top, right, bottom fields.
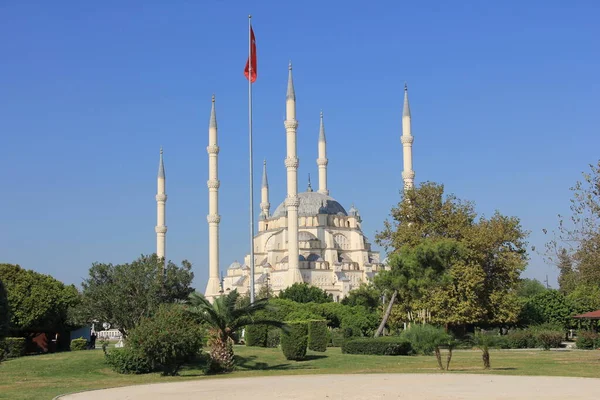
left=573, top=310, right=600, bottom=319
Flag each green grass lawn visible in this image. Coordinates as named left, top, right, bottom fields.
left=1, top=347, right=599, bottom=400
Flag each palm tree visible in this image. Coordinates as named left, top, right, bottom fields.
left=470, top=330, right=497, bottom=369
left=187, top=290, right=285, bottom=372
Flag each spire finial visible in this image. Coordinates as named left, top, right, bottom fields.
left=262, top=159, right=268, bottom=188
left=403, top=83, right=411, bottom=118
left=307, top=173, right=313, bottom=192
left=210, top=95, right=217, bottom=128
left=158, top=147, right=165, bottom=179
left=319, top=110, right=326, bottom=142
left=286, top=62, right=295, bottom=100
left=288, top=60, right=292, bottom=70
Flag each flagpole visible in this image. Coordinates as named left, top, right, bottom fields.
left=248, top=14, right=256, bottom=304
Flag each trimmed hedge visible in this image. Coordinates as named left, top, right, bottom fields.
left=3, top=337, right=26, bottom=358
left=281, top=321, right=308, bottom=360
left=506, top=330, right=537, bottom=349
left=535, top=330, right=563, bottom=350
left=71, top=337, right=88, bottom=351
left=308, top=320, right=328, bottom=352
left=266, top=328, right=280, bottom=348
left=342, top=337, right=412, bottom=356
left=245, top=324, right=268, bottom=347
left=329, top=328, right=345, bottom=347
left=576, top=331, right=599, bottom=350
left=105, top=348, right=152, bottom=374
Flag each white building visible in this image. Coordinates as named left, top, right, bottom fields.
left=155, top=65, right=415, bottom=302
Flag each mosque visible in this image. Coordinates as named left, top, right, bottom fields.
left=153, top=64, right=415, bottom=302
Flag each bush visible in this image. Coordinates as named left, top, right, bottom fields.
left=535, top=330, right=564, bottom=350
left=245, top=324, right=268, bottom=347
left=506, top=330, right=537, bottom=349
left=126, top=304, right=203, bottom=375
left=329, top=328, right=344, bottom=347
left=281, top=321, right=308, bottom=360
left=266, top=328, right=280, bottom=348
left=576, top=331, right=599, bottom=350
left=70, top=337, right=88, bottom=351
left=105, top=348, right=152, bottom=374
left=342, top=337, right=412, bottom=356
left=3, top=337, right=26, bottom=358
left=308, top=320, right=328, bottom=352
left=400, top=325, right=448, bottom=355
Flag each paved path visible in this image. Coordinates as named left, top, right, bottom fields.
left=59, top=374, right=600, bottom=400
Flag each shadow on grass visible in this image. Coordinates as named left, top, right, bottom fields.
left=235, top=354, right=327, bottom=371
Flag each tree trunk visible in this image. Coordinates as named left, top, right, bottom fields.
left=445, top=347, right=453, bottom=371
left=482, top=348, right=490, bottom=369
left=434, top=346, right=444, bottom=370
left=374, top=290, right=398, bottom=337
left=209, top=335, right=235, bottom=372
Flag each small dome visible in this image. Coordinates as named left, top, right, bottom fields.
left=307, top=253, right=324, bottom=262
left=349, top=204, right=360, bottom=217
left=272, top=191, right=348, bottom=218
left=228, top=261, right=242, bottom=269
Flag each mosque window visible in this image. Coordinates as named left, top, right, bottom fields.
left=334, top=234, right=349, bottom=250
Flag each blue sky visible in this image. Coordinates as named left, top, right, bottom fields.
left=1, top=1, right=598, bottom=290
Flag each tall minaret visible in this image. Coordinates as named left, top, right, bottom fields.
left=155, top=148, right=167, bottom=260
left=317, top=111, right=329, bottom=195
left=401, top=84, right=415, bottom=190
left=260, top=160, right=270, bottom=219
left=284, top=62, right=302, bottom=283
left=205, top=95, right=221, bottom=299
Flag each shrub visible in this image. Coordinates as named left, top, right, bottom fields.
left=400, top=325, right=448, bottom=356
left=506, top=329, right=537, bottom=349
left=266, top=328, right=280, bottom=348
left=535, top=330, right=564, bottom=350
left=576, top=331, right=599, bottom=350
left=70, top=337, right=88, bottom=351
left=3, top=337, right=26, bottom=358
left=342, top=337, right=412, bottom=356
left=245, top=324, right=268, bottom=347
left=126, top=304, right=203, bottom=376
left=105, top=348, right=152, bottom=374
left=329, top=328, right=344, bottom=347
left=281, top=321, right=308, bottom=360
left=308, top=320, right=328, bottom=352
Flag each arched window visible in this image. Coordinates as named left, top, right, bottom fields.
left=334, top=234, right=349, bottom=250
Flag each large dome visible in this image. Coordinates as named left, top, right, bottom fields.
left=272, top=191, right=347, bottom=218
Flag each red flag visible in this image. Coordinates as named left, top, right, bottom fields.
left=244, top=26, right=257, bottom=83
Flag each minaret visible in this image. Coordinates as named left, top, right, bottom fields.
left=284, top=62, right=302, bottom=283
left=205, top=95, right=221, bottom=299
left=401, top=84, right=415, bottom=190
left=260, top=160, right=270, bottom=219
left=317, top=111, right=329, bottom=195
left=155, top=148, right=167, bottom=260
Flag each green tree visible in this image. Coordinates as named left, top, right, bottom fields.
left=376, top=182, right=528, bottom=329
left=567, top=285, right=600, bottom=314
left=546, top=160, right=600, bottom=292
left=516, top=278, right=547, bottom=298
left=278, top=283, right=333, bottom=304
left=373, top=240, right=459, bottom=336
left=0, top=278, right=9, bottom=338
left=341, top=284, right=381, bottom=311
left=522, top=290, right=575, bottom=329
left=187, top=290, right=285, bottom=372
left=0, top=264, right=80, bottom=335
left=81, top=254, right=194, bottom=337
